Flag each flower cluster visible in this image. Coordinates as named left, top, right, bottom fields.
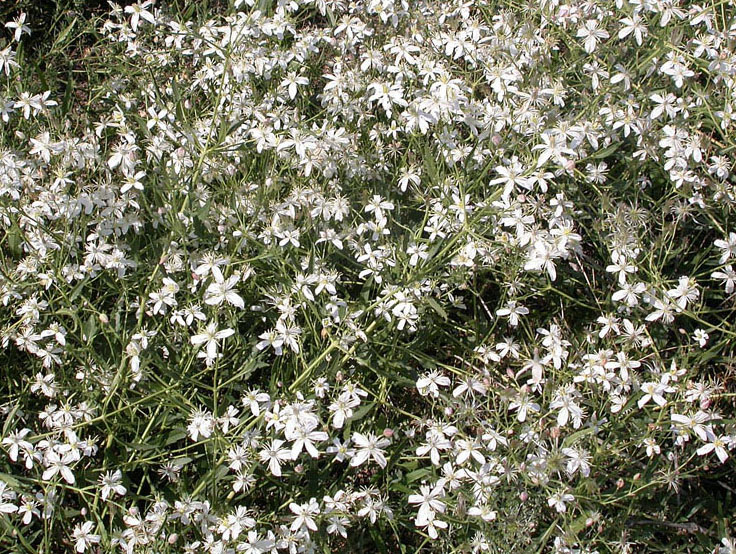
left=0, top=0, right=734, bottom=552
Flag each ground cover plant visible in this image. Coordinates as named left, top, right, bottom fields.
left=0, top=0, right=735, bottom=552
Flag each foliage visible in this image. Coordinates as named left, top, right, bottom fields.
left=0, top=0, right=735, bottom=552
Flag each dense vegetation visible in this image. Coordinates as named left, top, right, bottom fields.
left=0, top=0, right=735, bottom=552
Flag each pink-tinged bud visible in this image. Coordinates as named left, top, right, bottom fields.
left=492, top=134, right=502, bottom=146
left=168, top=534, right=179, bottom=545
left=444, top=407, right=454, bottom=417
left=520, top=492, right=528, bottom=502
left=564, top=159, right=576, bottom=171
left=383, top=428, right=394, bottom=438
left=294, top=464, right=304, bottom=474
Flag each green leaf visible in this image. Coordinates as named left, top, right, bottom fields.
left=352, top=401, right=374, bottom=421
left=405, top=468, right=431, bottom=483
left=426, top=297, right=448, bottom=320
left=589, top=141, right=621, bottom=160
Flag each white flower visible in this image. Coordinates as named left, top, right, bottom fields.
left=638, top=381, right=667, bottom=409
left=290, top=425, right=328, bottom=459
left=666, top=276, right=699, bottom=309
left=712, top=265, right=736, bottom=294
left=17, top=496, right=39, bottom=524
left=467, top=503, right=497, bottom=522
left=0, top=481, right=17, bottom=514
left=696, top=432, right=731, bottom=463
left=187, top=408, right=215, bottom=442
left=100, top=469, right=126, bottom=500
left=124, top=1, right=156, bottom=32
left=692, top=328, right=709, bottom=347
left=326, top=438, right=355, bottom=462
left=417, top=510, right=448, bottom=539
left=718, top=536, right=736, bottom=554
left=289, top=497, right=320, bottom=532
left=561, top=447, right=591, bottom=477
left=326, top=516, right=349, bottom=538
left=715, top=233, right=736, bottom=264
left=454, top=439, right=485, bottom=465
left=256, top=328, right=284, bottom=355
left=328, top=396, right=359, bottom=429
left=2, top=428, right=33, bottom=465
left=275, top=319, right=301, bottom=354
left=408, top=484, right=446, bottom=526
left=72, top=521, right=101, bottom=553
left=416, top=371, right=450, bottom=397
left=577, top=20, right=609, bottom=53
left=509, top=393, right=540, bottom=422
left=496, top=301, right=529, bottom=327
left=42, top=451, right=76, bottom=484
left=204, top=274, right=244, bottom=309
left=242, top=389, right=271, bottom=417
left=281, top=72, right=309, bottom=100
left=618, top=14, right=647, bottom=46
left=191, top=322, right=235, bottom=360
left=547, top=490, right=574, bottom=513
left=660, top=54, right=694, bottom=88
left=524, top=241, right=559, bottom=280
left=350, top=432, right=390, bottom=469
left=5, top=13, right=30, bottom=42
left=612, top=281, right=647, bottom=307
left=259, top=439, right=292, bottom=477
